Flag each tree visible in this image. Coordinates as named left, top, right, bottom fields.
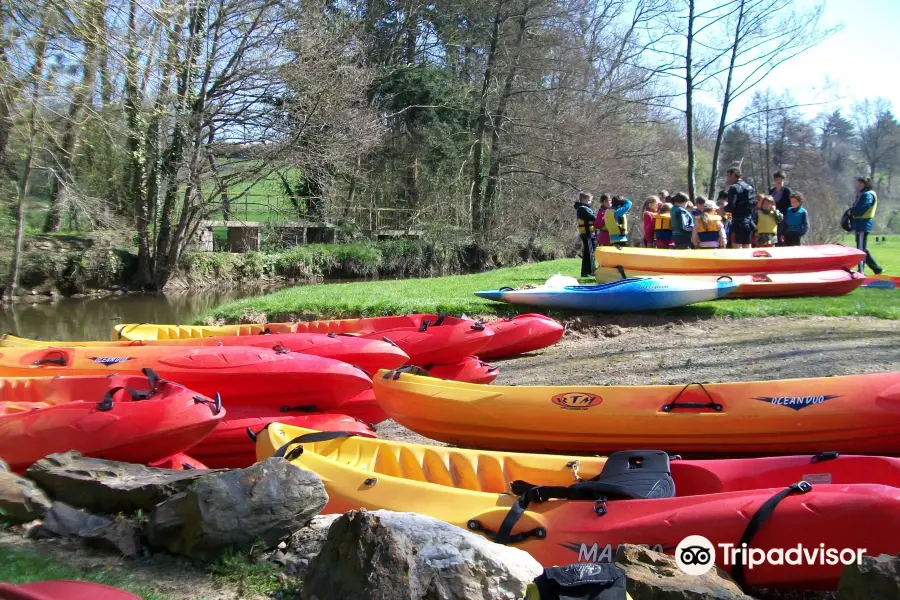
left=852, top=98, right=900, bottom=179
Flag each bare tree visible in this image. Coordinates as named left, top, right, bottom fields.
left=852, top=98, right=900, bottom=179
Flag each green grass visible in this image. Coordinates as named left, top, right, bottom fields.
left=0, top=546, right=175, bottom=600
left=208, top=552, right=302, bottom=598
left=204, top=237, right=900, bottom=323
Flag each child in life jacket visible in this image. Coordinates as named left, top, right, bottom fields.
left=717, top=190, right=732, bottom=248
left=604, top=195, right=633, bottom=245
left=692, top=200, right=727, bottom=249
left=592, top=194, right=612, bottom=246
left=755, top=195, right=783, bottom=247
left=654, top=203, right=674, bottom=249
left=782, top=192, right=809, bottom=246
left=691, top=196, right=707, bottom=218
left=641, top=196, right=660, bottom=247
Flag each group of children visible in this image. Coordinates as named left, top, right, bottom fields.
left=589, top=189, right=810, bottom=251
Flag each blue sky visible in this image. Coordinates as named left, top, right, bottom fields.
left=694, top=0, right=899, bottom=119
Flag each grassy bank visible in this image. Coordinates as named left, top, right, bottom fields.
left=204, top=238, right=899, bottom=322
left=0, top=546, right=173, bottom=600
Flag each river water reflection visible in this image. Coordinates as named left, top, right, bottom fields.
left=0, top=288, right=278, bottom=342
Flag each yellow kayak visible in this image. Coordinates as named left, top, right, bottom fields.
left=257, top=423, right=900, bottom=589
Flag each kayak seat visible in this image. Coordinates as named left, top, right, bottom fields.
left=588, top=449, right=675, bottom=499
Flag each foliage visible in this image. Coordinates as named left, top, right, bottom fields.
left=208, top=551, right=302, bottom=598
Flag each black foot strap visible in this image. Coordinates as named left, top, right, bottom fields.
left=731, top=481, right=813, bottom=588
left=273, top=431, right=359, bottom=461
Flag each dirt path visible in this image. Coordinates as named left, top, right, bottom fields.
left=378, top=315, right=900, bottom=444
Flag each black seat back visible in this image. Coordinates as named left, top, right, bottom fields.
left=590, top=450, right=675, bottom=499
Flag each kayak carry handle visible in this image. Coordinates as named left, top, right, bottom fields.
left=615, top=265, right=627, bottom=280
left=499, top=286, right=515, bottom=292
left=811, top=451, right=840, bottom=463
left=96, top=386, right=151, bottom=411
left=751, top=250, right=772, bottom=258
left=660, top=382, right=723, bottom=413
left=279, top=405, right=318, bottom=413
left=419, top=320, right=430, bottom=332
left=272, top=343, right=291, bottom=354
left=141, top=368, right=167, bottom=393
left=193, top=393, right=222, bottom=415
left=434, top=313, right=447, bottom=326
left=273, top=431, right=359, bottom=461
left=33, top=355, right=67, bottom=367
left=716, top=275, right=734, bottom=282
left=384, top=365, right=431, bottom=380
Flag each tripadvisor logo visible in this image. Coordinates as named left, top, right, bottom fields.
left=676, top=535, right=716, bottom=576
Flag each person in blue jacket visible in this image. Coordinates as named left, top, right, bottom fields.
left=782, top=193, right=809, bottom=246
left=604, top=195, right=633, bottom=245
left=848, top=176, right=882, bottom=274
left=574, top=191, right=597, bottom=277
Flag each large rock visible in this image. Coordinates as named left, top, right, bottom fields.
left=25, top=451, right=216, bottom=514
left=272, top=514, right=342, bottom=576
left=838, top=553, right=900, bottom=600
left=302, top=510, right=543, bottom=600
left=147, top=458, right=327, bottom=560
left=615, top=544, right=752, bottom=600
left=0, top=470, right=52, bottom=524
left=36, top=502, right=141, bottom=557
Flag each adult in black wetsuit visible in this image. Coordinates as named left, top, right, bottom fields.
left=574, top=191, right=596, bottom=277
left=723, top=167, right=756, bottom=248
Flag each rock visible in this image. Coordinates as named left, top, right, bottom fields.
left=837, top=553, right=900, bottom=600
left=615, top=545, right=752, bottom=600
left=147, top=458, right=327, bottom=560
left=36, top=502, right=141, bottom=557
left=600, top=325, right=623, bottom=338
left=0, top=470, right=53, bottom=524
left=279, top=514, right=341, bottom=575
left=25, top=451, right=216, bottom=514
left=302, top=510, right=543, bottom=600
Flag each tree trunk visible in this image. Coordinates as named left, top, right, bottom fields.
left=470, top=5, right=503, bottom=234
left=483, top=7, right=530, bottom=234
left=5, top=17, right=50, bottom=300
left=708, top=0, right=746, bottom=198
left=43, top=0, right=103, bottom=232
left=685, top=0, right=696, bottom=199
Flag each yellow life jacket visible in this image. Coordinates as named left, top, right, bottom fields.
left=605, top=208, right=628, bottom=239
left=577, top=219, right=594, bottom=235
left=654, top=213, right=671, bottom=231
left=854, top=191, right=877, bottom=220
left=756, top=210, right=779, bottom=235
left=696, top=214, right=722, bottom=233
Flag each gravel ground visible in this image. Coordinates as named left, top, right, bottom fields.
left=378, top=315, right=900, bottom=444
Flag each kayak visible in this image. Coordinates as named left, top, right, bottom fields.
left=258, top=424, right=900, bottom=589
left=189, top=412, right=376, bottom=469
left=0, top=332, right=409, bottom=375
left=477, top=314, right=564, bottom=360
left=594, top=268, right=866, bottom=298
left=372, top=369, right=900, bottom=454
left=595, top=244, right=865, bottom=275
left=421, top=357, right=500, bottom=384
left=475, top=278, right=737, bottom=311
left=0, top=373, right=224, bottom=472
left=0, top=346, right=372, bottom=413
left=113, top=316, right=494, bottom=366
left=0, top=581, right=140, bottom=600
left=862, top=274, right=899, bottom=289
left=149, top=453, right=209, bottom=470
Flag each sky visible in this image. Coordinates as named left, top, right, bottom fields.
left=693, top=0, right=900, bottom=120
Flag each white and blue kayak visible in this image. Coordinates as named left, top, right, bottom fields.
left=474, top=277, right=738, bottom=311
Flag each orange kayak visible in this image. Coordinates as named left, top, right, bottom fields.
left=372, top=369, right=900, bottom=454
left=595, top=268, right=866, bottom=298
left=595, top=244, right=865, bottom=275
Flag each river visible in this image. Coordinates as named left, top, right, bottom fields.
left=0, top=288, right=278, bottom=342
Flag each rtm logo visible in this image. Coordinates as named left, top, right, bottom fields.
left=552, top=392, right=602, bottom=410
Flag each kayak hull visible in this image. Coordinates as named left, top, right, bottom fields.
left=372, top=370, right=900, bottom=454
left=258, top=424, right=900, bottom=590
left=594, top=268, right=866, bottom=298
left=477, top=314, right=564, bottom=360
left=0, top=375, right=224, bottom=472
left=476, top=278, right=737, bottom=311
left=0, top=346, right=372, bottom=412
left=595, top=245, right=865, bottom=275
left=423, top=357, right=500, bottom=384
left=190, top=412, right=375, bottom=469
left=0, top=332, right=409, bottom=375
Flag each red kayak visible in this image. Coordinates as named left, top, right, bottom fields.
left=0, top=372, right=224, bottom=472
left=423, top=357, right=500, bottom=384
left=190, top=412, right=376, bottom=468
left=149, top=452, right=209, bottom=470
left=478, top=314, right=565, bottom=359
left=0, top=346, right=372, bottom=413
left=3, top=332, right=409, bottom=375
left=0, top=581, right=139, bottom=600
